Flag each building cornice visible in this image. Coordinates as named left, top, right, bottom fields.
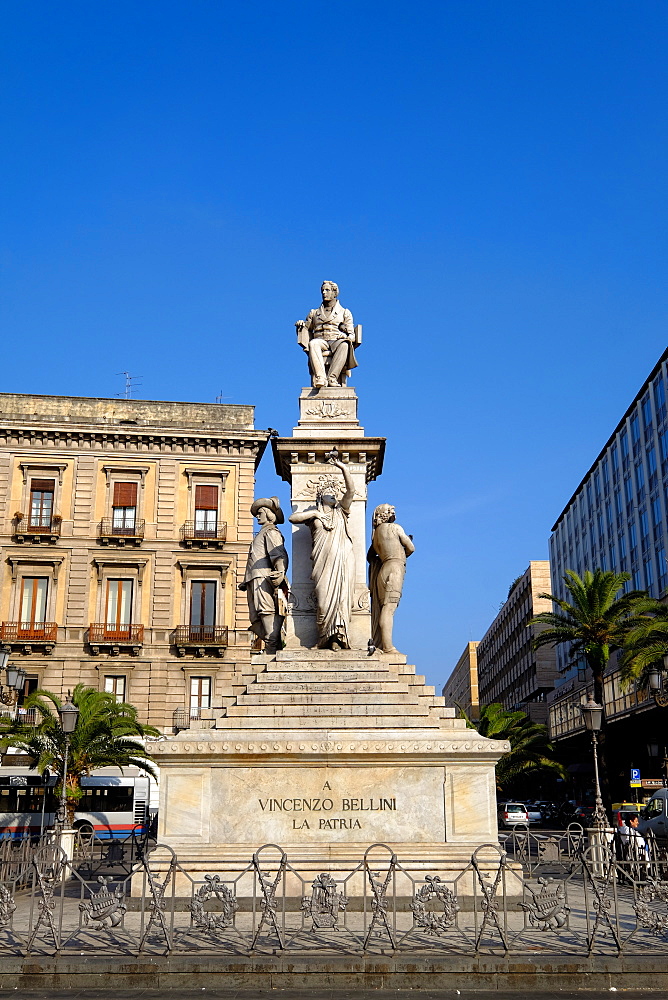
left=0, top=426, right=270, bottom=468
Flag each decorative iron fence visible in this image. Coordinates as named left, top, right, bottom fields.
left=0, top=838, right=667, bottom=957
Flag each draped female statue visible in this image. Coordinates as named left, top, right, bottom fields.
left=289, top=457, right=356, bottom=650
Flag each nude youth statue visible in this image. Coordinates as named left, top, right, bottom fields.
left=367, top=504, right=415, bottom=653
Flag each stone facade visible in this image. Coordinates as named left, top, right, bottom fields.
left=0, top=392, right=270, bottom=732
left=476, top=561, right=557, bottom=724
left=442, top=641, right=479, bottom=719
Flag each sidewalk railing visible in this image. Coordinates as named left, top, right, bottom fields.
left=0, top=838, right=666, bottom=956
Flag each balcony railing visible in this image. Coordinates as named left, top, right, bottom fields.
left=13, top=515, right=62, bottom=543
left=173, top=626, right=228, bottom=645
left=172, top=625, right=228, bottom=656
left=88, top=624, right=144, bottom=644
left=180, top=522, right=227, bottom=547
left=98, top=518, right=145, bottom=543
left=0, top=622, right=58, bottom=643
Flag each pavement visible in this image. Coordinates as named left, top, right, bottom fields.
left=0, top=991, right=665, bottom=999
left=0, top=993, right=667, bottom=999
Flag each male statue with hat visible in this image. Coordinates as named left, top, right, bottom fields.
left=239, top=497, right=289, bottom=654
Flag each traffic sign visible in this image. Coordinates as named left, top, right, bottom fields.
left=631, top=768, right=641, bottom=782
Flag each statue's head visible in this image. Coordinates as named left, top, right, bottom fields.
left=250, top=496, right=284, bottom=525
left=315, top=483, right=337, bottom=509
left=373, top=504, right=396, bottom=527
left=321, top=280, right=339, bottom=302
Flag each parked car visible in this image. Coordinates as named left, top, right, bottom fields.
left=497, top=801, right=530, bottom=828
left=639, top=789, right=668, bottom=844
left=525, top=802, right=543, bottom=825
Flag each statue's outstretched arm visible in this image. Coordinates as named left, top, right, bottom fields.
left=329, top=458, right=355, bottom=512
left=289, top=509, right=317, bottom=525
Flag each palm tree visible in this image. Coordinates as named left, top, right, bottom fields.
left=461, top=703, right=565, bottom=791
left=529, top=569, right=649, bottom=706
left=529, top=568, right=655, bottom=809
left=619, top=599, right=668, bottom=689
left=0, top=684, right=159, bottom=826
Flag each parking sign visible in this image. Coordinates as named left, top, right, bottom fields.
left=630, top=767, right=642, bottom=787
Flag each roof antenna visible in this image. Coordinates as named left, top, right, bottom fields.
left=215, top=388, right=231, bottom=403
left=116, top=372, right=143, bottom=399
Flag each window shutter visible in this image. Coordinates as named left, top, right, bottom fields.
left=30, top=479, right=55, bottom=492
left=195, top=485, right=218, bottom=510
left=113, top=482, right=138, bottom=507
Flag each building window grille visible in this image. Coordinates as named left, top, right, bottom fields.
left=105, top=675, right=126, bottom=703
left=189, top=676, right=211, bottom=718
left=19, top=577, right=48, bottom=630
left=29, top=479, right=55, bottom=529
left=105, top=579, right=133, bottom=635
left=653, top=497, right=662, bottom=529
left=602, top=458, right=609, bottom=486
left=645, top=559, right=654, bottom=590
left=655, top=375, right=667, bottom=424
left=193, top=485, right=219, bottom=537
left=112, top=482, right=138, bottom=532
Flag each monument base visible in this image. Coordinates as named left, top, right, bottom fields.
left=153, top=649, right=508, bottom=893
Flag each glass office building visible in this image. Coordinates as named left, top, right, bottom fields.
left=549, top=347, right=668, bottom=685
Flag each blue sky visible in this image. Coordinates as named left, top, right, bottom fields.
left=1, top=2, right=667, bottom=690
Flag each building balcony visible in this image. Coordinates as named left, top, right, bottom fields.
left=180, top=522, right=227, bottom=549
left=0, top=622, right=58, bottom=654
left=172, top=625, right=228, bottom=657
left=13, top=514, right=62, bottom=544
left=98, top=518, right=145, bottom=546
left=88, top=623, right=144, bottom=656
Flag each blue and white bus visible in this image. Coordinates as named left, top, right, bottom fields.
left=0, top=766, right=154, bottom=840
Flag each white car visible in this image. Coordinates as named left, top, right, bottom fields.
left=498, top=801, right=530, bottom=828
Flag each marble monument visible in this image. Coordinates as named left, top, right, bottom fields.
left=154, top=282, right=507, bottom=885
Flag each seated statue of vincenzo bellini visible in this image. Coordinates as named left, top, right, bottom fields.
left=295, top=280, right=362, bottom=389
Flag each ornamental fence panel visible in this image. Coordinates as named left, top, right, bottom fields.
left=0, top=839, right=664, bottom=957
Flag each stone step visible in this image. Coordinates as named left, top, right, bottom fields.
left=215, top=714, right=442, bottom=730
left=249, top=681, right=413, bottom=695
left=274, top=649, right=407, bottom=664
left=255, top=670, right=398, bottom=684
left=236, top=692, right=419, bottom=707
left=224, top=702, right=431, bottom=718
left=262, top=659, right=385, bottom=672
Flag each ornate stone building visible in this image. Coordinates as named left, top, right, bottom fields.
left=0, top=393, right=269, bottom=732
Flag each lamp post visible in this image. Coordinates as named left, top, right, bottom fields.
left=648, top=659, right=668, bottom=708
left=3, top=664, right=26, bottom=718
left=580, top=696, right=608, bottom=829
left=56, top=693, right=79, bottom=843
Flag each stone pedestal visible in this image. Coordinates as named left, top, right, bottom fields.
left=272, top=387, right=385, bottom=650
left=155, top=649, right=509, bottom=877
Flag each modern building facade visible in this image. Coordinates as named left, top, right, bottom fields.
left=549, top=347, right=668, bottom=684
left=476, top=561, right=557, bottom=724
left=547, top=348, right=668, bottom=796
left=0, top=393, right=270, bottom=732
left=442, top=641, right=479, bottom=719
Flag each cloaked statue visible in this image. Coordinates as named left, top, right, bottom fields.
left=295, top=280, right=362, bottom=389
left=239, top=497, right=289, bottom=654
left=368, top=504, right=415, bottom=653
left=289, top=455, right=356, bottom=650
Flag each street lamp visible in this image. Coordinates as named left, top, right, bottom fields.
left=648, top=658, right=668, bottom=707
left=55, top=693, right=79, bottom=837
left=580, top=696, right=609, bottom=829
